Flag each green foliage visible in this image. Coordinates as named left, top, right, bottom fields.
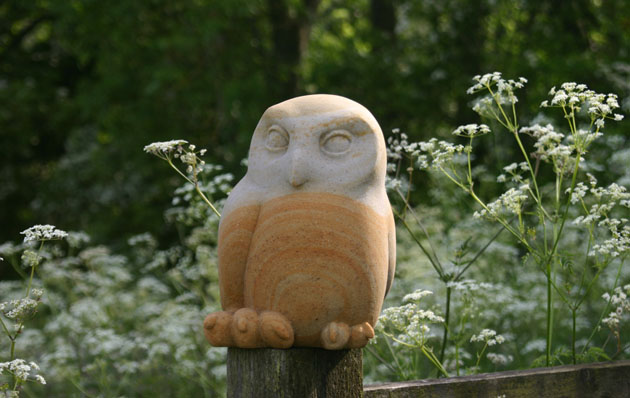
left=3, top=0, right=630, bottom=248
left=1, top=167, right=232, bottom=397
left=366, top=73, right=630, bottom=380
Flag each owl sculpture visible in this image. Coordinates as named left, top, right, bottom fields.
left=203, top=94, right=395, bottom=350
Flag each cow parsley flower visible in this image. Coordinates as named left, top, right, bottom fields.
left=452, top=124, right=491, bottom=138
left=467, top=72, right=527, bottom=104
left=20, top=225, right=68, bottom=242
left=470, top=329, right=506, bottom=346
left=403, top=289, right=433, bottom=303
left=3, top=298, right=39, bottom=320
left=541, top=82, right=623, bottom=127
left=0, top=359, right=45, bottom=384
left=487, top=353, right=513, bottom=366
left=143, top=139, right=188, bottom=157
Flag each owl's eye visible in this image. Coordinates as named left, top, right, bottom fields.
left=321, top=130, right=352, bottom=155
left=265, top=125, right=289, bottom=151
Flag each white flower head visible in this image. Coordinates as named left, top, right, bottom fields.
left=21, top=225, right=68, bottom=242
left=143, top=139, right=188, bottom=156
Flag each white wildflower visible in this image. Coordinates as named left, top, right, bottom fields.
left=487, top=353, right=513, bottom=366
left=20, top=224, right=68, bottom=242
left=3, top=298, right=39, bottom=320
left=0, top=359, right=44, bottom=383
left=503, top=163, right=518, bottom=173
left=452, top=123, right=491, bottom=138
left=66, top=231, right=91, bottom=248
left=143, top=139, right=188, bottom=156
left=471, top=329, right=506, bottom=346
left=403, top=289, right=433, bottom=303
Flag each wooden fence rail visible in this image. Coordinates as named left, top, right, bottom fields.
left=364, top=360, right=630, bottom=398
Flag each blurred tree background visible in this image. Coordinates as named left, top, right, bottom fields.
left=2, top=0, right=630, bottom=247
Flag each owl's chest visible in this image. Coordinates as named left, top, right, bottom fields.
left=241, top=192, right=390, bottom=332
left=246, top=192, right=387, bottom=271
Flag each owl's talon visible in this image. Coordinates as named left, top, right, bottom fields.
left=205, top=316, right=216, bottom=329
left=347, top=322, right=375, bottom=348
left=232, top=308, right=262, bottom=348
left=237, top=317, right=248, bottom=332
left=260, top=311, right=294, bottom=348
left=203, top=311, right=234, bottom=347
left=321, top=322, right=350, bottom=350
left=330, top=328, right=338, bottom=343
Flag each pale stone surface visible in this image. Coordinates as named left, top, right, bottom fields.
left=204, top=94, right=396, bottom=349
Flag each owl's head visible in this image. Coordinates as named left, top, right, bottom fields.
left=245, top=94, right=387, bottom=199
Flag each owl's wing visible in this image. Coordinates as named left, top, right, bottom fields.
left=385, top=210, right=396, bottom=297
left=217, top=200, right=261, bottom=311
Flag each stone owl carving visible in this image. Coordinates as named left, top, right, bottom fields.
left=203, top=94, right=395, bottom=350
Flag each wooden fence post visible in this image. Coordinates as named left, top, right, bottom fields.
left=227, top=347, right=363, bottom=398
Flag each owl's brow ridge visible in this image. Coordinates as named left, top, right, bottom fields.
left=270, top=115, right=372, bottom=137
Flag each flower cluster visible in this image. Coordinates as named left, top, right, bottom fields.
left=66, top=231, right=91, bottom=249
left=143, top=139, right=188, bottom=157
left=467, top=72, right=527, bottom=105
left=601, top=285, right=630, bottom=330
left=177, top=144, right=208, bottom=175
left=386, top=129, right=420, bottom=161
left=0, top=359, right=46, bottom=385
left=415, top=138, right=466, bottom=170
left=470, top=329, right=506, bottom=346
left=520, top=124, right=572, bottom=165
left=473, top=185, right=530, bottom=219
left=446, top=279, right=494, bottom=292
left=1, top=298, right=39, bottom=322
left=541, top=83, right=623, bottom=128
left=20, top=225, right=67, bottom=243
left=486, top=353, right=513, bottom=366
left=452, top=124, right=491, bottom=138
left=403, top=289, right=434, bottom=303
left=20, top=250, right=41, bottom=268
left=568, top=178, right=630, bottom=257
left=496, top=162, right=530, bottom=184
left=378, top=290, right=444, bottom=346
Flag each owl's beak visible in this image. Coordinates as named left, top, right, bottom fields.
left=290, top=172, right=307, bottom=187
left=289, top=151, right=308, bottom=187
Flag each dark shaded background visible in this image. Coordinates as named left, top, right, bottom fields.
left=2, top=0, right=629, bottom=247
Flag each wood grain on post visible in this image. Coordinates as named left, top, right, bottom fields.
left=227, top=347, right=363, bottom=398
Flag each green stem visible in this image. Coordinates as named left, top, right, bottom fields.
left=384, top=335, right=405, bottom=377
left=421, top=346, right=450, bottom=378
left=455, top=343, right=460, bottom=376
left=546, top=259, right=553, bottom=366
left=167, top=158, right=221, bottom=218
left=0, top=316, right=12, bottom=340
left=572, top=309, right=577, bottom=364
left=474, top=342, right=489, bottom=371
left=394, top=188, right=444, bottom=271
left=395, top=212, right=445, bottom=279
left=365, top=345, right=398, bottom=375
left=25, top=241, right=44, bottom=297
left=543, top=150, right=583, bottom=366
left=195, top=185, right=221, bottom=218
left=439, top=287, right=452, bottom=365
left=8, top=258, right=28, bottom=280
left=454, top=225, right=505, bottom=280
left=10, top=336, right=16, bottom=360
left=400, top=155, right=415, bottom=221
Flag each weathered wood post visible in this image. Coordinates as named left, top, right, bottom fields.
left=203, top=95, right=395, bottom=397
left=227, top=348, right=363, bottom=397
